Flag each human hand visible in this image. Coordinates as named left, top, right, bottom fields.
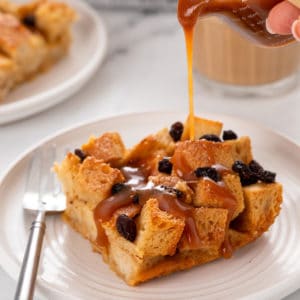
left=266, top=0, right=300, bottom=40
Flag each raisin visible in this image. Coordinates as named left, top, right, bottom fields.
left=169, top=122, right=184, bottom=142
left=240, top=173, right=258, bottom=186
left=258, top=170, right=276, bottom=183
left=161, top=185, right=184, bottom=199
left=74, top=149, right=88, bottom=162
left=232, top=160, right=248, bottom=173
left=249, top=160, right=276, bottom=183
left=199, top=134, right=221, bottom=142
left=249, top=160, right=264, bottom=174
left=222, top=130, right=238, bottom=141
left=116, top=214, right=137, bottom=242
left=232, top=161, right=257, bottom=186
left=132, top=194, right=139, bottom=204
left=194, top=167, right=220, bottom=182
left=22, top=14, right=36, bottom=27
left=111, top=183, right=126, bottom=194
left=158, top=158, right=173, bottom=174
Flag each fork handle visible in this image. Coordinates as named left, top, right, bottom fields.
left=15, top=211, right=46, bottom=300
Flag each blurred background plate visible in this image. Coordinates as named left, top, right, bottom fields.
left=0, top=0, right=107, bottom=125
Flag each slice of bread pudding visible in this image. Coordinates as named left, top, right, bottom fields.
left=0, top=0, right=76, bottom=101
left=54, top=116, right=283, bottom=285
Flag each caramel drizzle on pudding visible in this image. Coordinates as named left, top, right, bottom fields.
left=94, top=150, right=237, bottom=256
left=94, top=166, right=202, bottom=250
left=171, top=145, right=237, bottom=257
left=204, top=179, right=237, bottom=258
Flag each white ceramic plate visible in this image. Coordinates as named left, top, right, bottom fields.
left=0, top=0, right=107, bottom=125
left=0, top=112, right=300, bottom=299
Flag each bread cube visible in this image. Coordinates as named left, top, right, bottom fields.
left=181, top=115, right=223, bottom=140
left=126, top=128, right=175, bottom=165
left=180, top=207, right=228, bottom=251
left=135, top=198, right=185, bottom=257
left=63, top=198, right=97, bottom=242
left=224, top=136, right=253, bottom=164
left=231, top=182, right=282, bottom=235
left=55, top=154, right=124, bottom=209
left=193, top=175, right=243, bottom=220
left=172, top=140, right=235, bottom=176
left=82, top=132, right=126, bottom=167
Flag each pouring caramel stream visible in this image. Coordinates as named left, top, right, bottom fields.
left=178, top=0, right=293, bottom=140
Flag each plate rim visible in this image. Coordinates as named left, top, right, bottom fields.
left=0, top=0, right=107, bottom=124
left=1, top=111, right=300, bottom=299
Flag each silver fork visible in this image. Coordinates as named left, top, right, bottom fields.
left=15, top=145, right=66, bottom=300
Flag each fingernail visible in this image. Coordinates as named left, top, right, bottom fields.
left=292, top=19, right=300, bottom=41
left=265, top=18, right=275, bottom=34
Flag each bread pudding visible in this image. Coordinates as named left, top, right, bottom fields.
left=0, top=0, right=76, bottom=101
left=55, top=115, right=282, bottom=286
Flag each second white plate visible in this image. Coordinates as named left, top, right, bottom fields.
left=0, top=112, right=300, bottom=299
left=0, top=0, right=107, bottom=125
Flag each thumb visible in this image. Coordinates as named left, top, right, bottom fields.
left=266, top=1, right=300, bottom=35
left=292, top=18, right=300, bottom=41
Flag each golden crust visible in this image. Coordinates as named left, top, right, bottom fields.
left=125, top=128, right=175, bottom=164
left=182, top=115, right=223, bottom=140
left=55, top=153, right=124, bottom=210
left=225, top=136, right=253, bottom=164
left=179, top=207, right=228, bottom=252
left=231, top=182, right=282, bottom=236
left=172, top=140, right=235, bottom=174
left=82, top=133, right=127, bottom=168
left=135, top=198, right=185, bottom=257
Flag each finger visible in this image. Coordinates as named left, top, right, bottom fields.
left=266, top=1, right=300, bottom=35
left=292, top=18, right=300, bottom=40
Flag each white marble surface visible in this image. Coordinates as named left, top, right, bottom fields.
left=1, top=4, right=300, bottom=299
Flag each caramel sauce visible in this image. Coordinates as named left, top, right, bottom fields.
left=94, top=165, right=203, bottom=249
left=205, top=179, right=237, bottom=257
left=178, top=0, right=292, bottom=46
left=94, top=221, right=109, bottom=248
left=94, top=189, right=134, bottom=223
left=93, top=155, right=237, bottom=256
left=178, top=0, right=294, bottom=140
left=185, top=27, right=195, bottom=141
left=213, top=164, right=233, bottom=177
left=172, top=145, right=237, bottom=256
left=158, top=195, right=202, bottom=249
left=171, top=149, right=194, bottom=180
